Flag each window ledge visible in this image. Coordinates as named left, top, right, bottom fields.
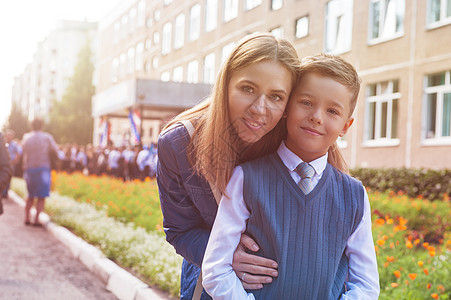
left=426, top=19, right=451, bottom=30
left=362, top=139, right=400, bottom=147
left=367, top=32, right=404, bottom=46
left=421, top=138, right=451, bottom=146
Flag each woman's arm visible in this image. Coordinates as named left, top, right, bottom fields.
left=343, top=187, right=380, bottom=299
left=157, top=125, right=211, bottom=267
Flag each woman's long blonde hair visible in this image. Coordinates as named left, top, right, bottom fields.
left=164, top=33, right=300, bottom=194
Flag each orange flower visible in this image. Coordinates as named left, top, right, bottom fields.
left=423, top=242, right=430, bottom=248
left=375, top=218, right=385, bottom=225
left=386, top=218, right=394, bottom=224
left=427, top=246, right=436, bottom=251
left=437, top=285, right=445, bottom=292
left=418, top=260, right=424, bottom=267
left=424, top=268, right=429, bottom=275
left=399, top=217, right=408, bottom=225
left=394, top=270, right=401, bottom=278
left=409, top=273, right=418, bottom=280
left=414, top=238, right=420, bottom=245
left=427, top=283, right=432, bottom=289
left=384, top=262, right=389, bottom=268
left=394, top=225, right=407, bottom=232
left=377, top=239, right=386, bottom=246
left=374, top=245, right=379, bottom=252
left=406, top=241, right=413, bottom=248
left=429, top=250, right=436, bottom=257
left=391, top=283, right=399, bottom=288
left=383, top=235, right=389, bottom=240
left=387, top=256, right=395, bottom=262
left=431, top=293, right=439, bottom=299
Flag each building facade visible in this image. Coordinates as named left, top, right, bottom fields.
left=94, top=0, right=450, bottom=168
left=12, top=20, right=97, bottom=121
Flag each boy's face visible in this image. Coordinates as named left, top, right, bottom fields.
left=285, top=72, right=354, bottom=162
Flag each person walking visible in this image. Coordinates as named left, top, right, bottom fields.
left=21, top=118, right=59, bottom=226
left=0, top=131, right=12, bottom=215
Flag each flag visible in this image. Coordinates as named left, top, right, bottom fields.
left=129, top=109, right=141, bottom=144
left=99, top=118, right=110, bottom=147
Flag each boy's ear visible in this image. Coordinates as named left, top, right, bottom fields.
left=339, top=118, right=354, bottom=137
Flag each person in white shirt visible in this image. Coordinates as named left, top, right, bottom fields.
left=202, top=54, right=379, bottom=299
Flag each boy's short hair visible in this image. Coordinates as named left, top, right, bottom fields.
left=299, top=54, right=361, bottom=117
left=31, top=118, right=44, bottom=131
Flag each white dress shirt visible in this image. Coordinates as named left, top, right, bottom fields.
left=202, top=141, right=380, bottom=300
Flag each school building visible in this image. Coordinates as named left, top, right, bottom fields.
left=92, top=0, right=451, bottom=169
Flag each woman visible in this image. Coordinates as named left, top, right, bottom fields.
left=157, top=33, right=300, bottom=299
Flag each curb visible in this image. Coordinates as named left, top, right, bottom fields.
left=9, top=191, right=168, bottom=300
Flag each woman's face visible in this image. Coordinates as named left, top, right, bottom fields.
left=227, top=60, right=292, bottom=143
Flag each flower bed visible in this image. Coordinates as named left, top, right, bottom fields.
left=12, top=173, right=451, bottom=299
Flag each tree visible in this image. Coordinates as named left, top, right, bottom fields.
left=3, top=102, right=29, bottom=139
left=47, top=37, right=95, bottom=145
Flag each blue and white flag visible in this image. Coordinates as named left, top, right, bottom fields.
left=129, top=109, right=141, bottom=144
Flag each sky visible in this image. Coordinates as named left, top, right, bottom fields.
left=0, top=0, right=122, bottom=128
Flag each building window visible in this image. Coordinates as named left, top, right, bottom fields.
left=129, top=7, right=137, bottom=33
left=295, top=16, right=309, bottom=39
left=119, top=52, right=126, bottom=78
left=270, top=26, right=284, bottom=38
left=271, top=0, right=283, bottom=11
left=221, top=42, right=235, bottom=64
left=154, top=9, right=161, bottom=22
left=127, top=47, right=135, bottom=73
left=245, top=0, right=262, bottom=10
left=164, top=0, right=173, bottom=5
left=224, top=0, right=238, bottom=22
left=136, top=42, right=144, bottom=71
left=325, top=0, right=353, bottom=54
left=138, top=0, right=146, bottom=27
left=187, top=60, right=199, bottom=83
left=111, top=57, right=119, bottom=83
left=161, top=71, right=170, bottom=82
left=203, top=53, right=216, bottom=84
left=364, top=80, right=400, bottom=146
left=369, top=0, right=405, bottom=43
left=153, top=32, right=160, bottom=45
left=423, top=70, right=451, bottom=143
left=174, top=14, right=185, bottom=49
left=113, top=21, right=120, bottom=44
left=189, top=4, right=201, bottom=41
left=121, top=15, right=129, bottom=40
left=173, top=66, right=184, bottom=82
left=428, top=0, right=451, bottom=27
left=205, top=0, right=218, bottom=32
left=145, top=38, right=151, bottom=50
left=152, top=56, right=159, bottom=69
left=162, top=22, right=172, bottom=55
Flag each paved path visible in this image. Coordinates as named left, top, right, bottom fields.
left=0, top=196, right=116, bottom=300
left=0, top=194, right=175, bottom=300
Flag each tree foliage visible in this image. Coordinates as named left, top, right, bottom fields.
left=3, top=102, right=29, bottom=139
left=47, top=37, right=95, bottom=145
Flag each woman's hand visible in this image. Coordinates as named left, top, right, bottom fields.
left=232, top=233, right=278, bottom=289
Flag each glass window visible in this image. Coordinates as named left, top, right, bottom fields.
left=121, top=15, right=128, bottom=39
left=424, top=70, right=451, bottom=140
left=154, top=9, right=161, bottom=22
left=270, top=27, right=284, bottom=38
left=428, top=0, right=451, bottom=26
left=153, top=32, right=160, bottom=45
left=135, top=42, right=144, bottom=71
left=127, top=47, right=135, bottom=73
left=205, top=0, right=218, bottom=32
left=189, top=4, right=201, bottom=41
left=369, top=0, right=405, bottom=42
left=224, top=0, right=238, bottom=22
left=271, top=0, right=283, bottom=10
left=245, top=0, right=262, bottom=10
left=203, top=53, right=216, bottom=84
left=162, top=22, right=172, bottom=55
left=113, top=21, right=120, bottom=44
left=221, top=42, right=235, bottom=64
left=174, top=14, right=185, bottom=49
left=138, top=0, right=146, bottom=27
left=119, top=52, right=126, bottom=78
left=152, top=56, right=159, bottom=69
left=187, top=60, right=199, bottom=83
left=295, top=16, right=309, bottom=39
left=365, top=79, right=400, bottom=142
left=111, top=57, right=119, bottom=82
left=161, top=71, right=170, bottom=82
left=173, top=66, right=183, bottom=82
left=129, top=7, right=137, bottom=33
left=325, top=0, right=353, bottom=54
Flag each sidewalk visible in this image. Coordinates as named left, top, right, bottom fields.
left=1, top=191, right=174, bottom=300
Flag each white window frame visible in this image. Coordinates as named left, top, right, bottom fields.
left=111, top=57, right=119, bottom=83
left=271, top=0, right=283, bottom=11
left=363, top=80, right=401, bottom=147
left=137, top=0, right=146, bottom=27
left=203, top=53, right=216, bottom=84
left=135, top=42, right=144, bottom=71
left=161, top=71, right=170, bottom=82
left=295, top=16, right=309, bottom=39
left=324, top=0, right=353, bottom=54
left=270, top=27, right=284, bottom=38
left=189, top=4, right=201, bottom=41
left=119, top=52, right=126, bottom=78
left=174, top=14, right=185, bottom=49
left=129, top=7, right=137, bottom=33
left=162, top=22, right=172, bottom=55
left=221, top=42, right=235, bottom=64
left=245, top=0, right=262, bottom=10
left=127, top=47, right=135, bottom=74
left=205, top=0, right=218, bottom=32
left=422, top=70, right=451, bottom=145
left=224, top=0, right=238, bottom=22
left=187, top=60, right=199, bottom=83
left=173, top=66, right=184, bottom=82
left=368, top=0, right=405, bottom=45
left=427, top=0, right=451, bottom=28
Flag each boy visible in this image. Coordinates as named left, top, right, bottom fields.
left=202, top=54, right=380, bottom=299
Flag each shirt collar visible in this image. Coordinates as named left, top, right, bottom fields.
left=277, top=141, right=328, bottom=176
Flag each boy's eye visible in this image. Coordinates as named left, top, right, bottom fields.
left=327, top=108, right=340, bottom=115
left=299, top=100, right=311, bottom=106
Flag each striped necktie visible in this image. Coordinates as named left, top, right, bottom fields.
left=295, top=162, right=315, bottom=194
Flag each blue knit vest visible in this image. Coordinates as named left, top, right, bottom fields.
left=241, top=153, right=364, bottom=300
